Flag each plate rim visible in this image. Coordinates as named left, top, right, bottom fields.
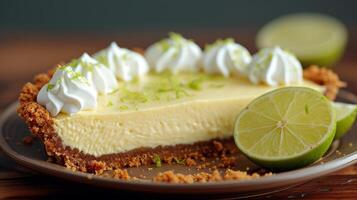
left=1, top=90, right=357, bottom=194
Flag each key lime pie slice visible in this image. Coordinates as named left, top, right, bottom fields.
left=18, top=33, right=344, bottom=173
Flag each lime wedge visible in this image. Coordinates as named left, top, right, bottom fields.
left=234, top=87, right=336, bottom=171
left=256, top=13, right=348, bottom=67
left=333, top=102, right=357, bottom=140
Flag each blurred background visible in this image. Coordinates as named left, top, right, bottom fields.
left=1, top=0, right=357, bottom=31
left=0, top=0, right=356, bottom=108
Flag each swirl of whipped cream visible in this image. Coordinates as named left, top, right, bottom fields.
left=145, top=33, right=202, bottom=74
left=71, top=53, right=118, bottom=94
left=37, top=66, right=97, bottom=116
left=247, top=47, right=303, bottom=86
left=202, top=38, right=252, bottom=77
left=94, top=42, right=149, bottom=82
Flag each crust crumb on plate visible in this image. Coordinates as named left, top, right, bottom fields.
left=304, top=65, right=346, bottom=100
left=112, top=169, right=130, bottom=180
left=153, top=169, right=272, bottom=183
left=153, top=170, right=195, bottom=184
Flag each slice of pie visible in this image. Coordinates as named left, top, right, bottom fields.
left=17, top=33, right=345, bottom=173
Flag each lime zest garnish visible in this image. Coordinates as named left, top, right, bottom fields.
left=70, top=71, right=87, bottom=81
left=187, top=74, right=216, bottom=90
left=119, top=105, right=129, bottom=111
left=130, top=77, right=140, bottom=84
left=152, top=155, right=162, bottom=167
left=168, top=77, right=188, bottom=99
left=109, top=88, right=119, bottom=94
left=168, top=32, right=184, bottom=42
left=258, top=51, right=273, bottom=69
left=74, top=59, right=95, bottom=72
left=159, top=32, right=190, bottom=53
left=120, top=87, right=148, bottom=104
left=231, top=48, right=244, bottom=65
left=55, top=65, right=90, bottom=85
left=107, top=101, right=113, bottom=107
left=47, top=83, right=55, bottom=91
left=188, top=78, right=203, bottom=90
left=94, top=52, right=109, bottom=66
left=205, top=38, right=235, bottom=51
left=67, top=59, right=79, bottom=67
left=149, top=73, right=191, bottom=100
left=115, top=73, right=224, bottom=108
left=188, top=73, right=226, bottom=90
left=121, top=52, right=129, bottom=61
left=174, top=157, right=185, bottom=165
left=175, top=88, right=189, bottom=99
left=46, top=78, right=62, bottom=92
left=158, top=39, right=171, bottom=52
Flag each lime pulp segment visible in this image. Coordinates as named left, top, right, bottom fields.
left=234, top=87, right=336, bottom=170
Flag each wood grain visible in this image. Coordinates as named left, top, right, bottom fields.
left=0, top=29, right=356, bottom=199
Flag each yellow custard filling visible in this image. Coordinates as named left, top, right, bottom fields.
left=54, top=73, right=322, bottom=156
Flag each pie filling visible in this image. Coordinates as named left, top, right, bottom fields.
left=53, top=73, right=323, bottom=157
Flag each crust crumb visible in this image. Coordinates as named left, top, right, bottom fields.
left=303, top=65, right=346, bottom=100
left=213, top=140, right=224, bottom=152
left=194, top=170, right=222, bottom=182
left=87, top=160, right=109, bottom=174
left=185, top=158, right=197, bottom=166
left=18, top=83, right=39, bottom=103
left=47, top=68, right=57, bottom=77
left=224, top=169, right=259, bottom=180
left=113, top=169, right=130, bottom=180
left=218, top=156, right=237, bottom=168
left=153, top=170, right=194, bottom=184
left=33, top=73, right=50, bottom=89
left=17, top=101, right=54, bottom=139
left=153, top=169, right=271, bottom=183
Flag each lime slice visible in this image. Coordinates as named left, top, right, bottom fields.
left=234, top=87, right=336, bottom=171
left=256, top=13, right=348, bottom=67
left=333, top=102, right=357, bottom=140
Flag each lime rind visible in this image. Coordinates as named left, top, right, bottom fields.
left=234, top=87, right=336, bottom=171
left=333, top=102, right=357, bottom=140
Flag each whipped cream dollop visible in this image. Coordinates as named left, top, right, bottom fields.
left=145, top=33, right=202, bottom=74
left=37, top=66, right=97, bottom=116
left=71, top=53, right=118, bottom=94
left=247, top=47, right=303, bottom=86
left=202, top=38, right=252, bottom=77
left=94, top=42, right=149, bottom=82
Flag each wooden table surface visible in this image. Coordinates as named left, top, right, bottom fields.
left=0, top=29, right=357, bottom=199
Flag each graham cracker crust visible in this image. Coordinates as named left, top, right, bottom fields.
left=17, top=65, right=345, bottom=179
